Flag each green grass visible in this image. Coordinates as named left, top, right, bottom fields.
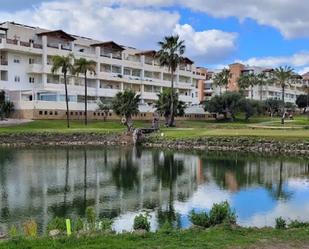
left=1, top=227, right=309, bottom=249
left=0, top=116, right=308, bottom=141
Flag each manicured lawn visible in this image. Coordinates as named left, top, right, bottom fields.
left=0, top=116, right=308, bottom=140
left=1, top=227, right=309, bottom=249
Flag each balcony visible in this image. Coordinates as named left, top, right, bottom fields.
left=0, top=59, right=8, bottom=66
left=0, top=38, right=43, bottom=53
left=27, top=64, right=43, bottom=74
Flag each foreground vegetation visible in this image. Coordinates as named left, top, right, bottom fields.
left=1, top=227, right=309, bottom=249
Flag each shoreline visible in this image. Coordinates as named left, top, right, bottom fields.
left=0, top=132, right=308, bottom=156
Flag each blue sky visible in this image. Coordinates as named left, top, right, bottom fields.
left=1, top=0, right=309, bottom=72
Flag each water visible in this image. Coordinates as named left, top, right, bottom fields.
left=0, top=146, right=308, bottom=232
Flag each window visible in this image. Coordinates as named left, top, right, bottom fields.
left=29, top=77, right=35, bottom=83
left=14, top=76, right=20, bottom=82
left=13, top=58, right=20, bottom=63
left=29, top=58, right=35, bottom=64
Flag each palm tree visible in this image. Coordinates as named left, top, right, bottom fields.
left=238, top=73, right=264, bottom=100
left=272, top=66, right=294, bottom=124
left=257, top=72, right=268, bottom=101
left=157, top=35, right=185, bottom=127
left=213, top=69, right=231, bottom=95
left=155, top=89, right=186, bottom=126
left=51, top=54, right=75, bottom=128
left=112, top=90, right=140, bottom=131
left=74, top=58, right=97, bottom=126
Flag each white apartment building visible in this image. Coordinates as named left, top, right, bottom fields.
left=0, top=22, right=204, bottom=119
left=198, top=63, right=308, bottom=103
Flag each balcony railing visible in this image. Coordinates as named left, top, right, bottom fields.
left=0, top=60, right=8, bottom=66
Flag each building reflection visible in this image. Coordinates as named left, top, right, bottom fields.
left=0, top=148, right=308, bottom=231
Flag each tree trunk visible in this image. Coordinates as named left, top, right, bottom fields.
left=219, top=87, right=222, bottom=96
left=126, top=115, right=133, bottom=132
left=251, top=85, right=254, bottom=100
left=169, top=71, right=175, bottom=127
left=64, top=72, right=70, bottom=128
left=281, top=85, right=285, bottom=125
left=84, top=71, right=88, bottom=126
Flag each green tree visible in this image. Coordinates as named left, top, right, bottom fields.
left=74, top=58, right=96, bottom=126
left=296, top=95, right=307, bottom=113
left=112, top=90, right=140, bottom=131
left=157, top=35, right=185, bottom=127
left=51, top=54, right=75, bottom=128
left=155, top=89, right=186, bottom=126
left=272, top=66, right=294, bottom=124
left=0, top=91, right=14, bottom=120
left=265, top=98, right=283, bottom=117
left=213, top=69, right=231, bottom=95
left=257, top=72, right=269, bottom=101
left=302, top=84, right=309, bottom=116
left=238, top=73, right=265, bottom=100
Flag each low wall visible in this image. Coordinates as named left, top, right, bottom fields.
left=0, top=133, right=308, bottom=156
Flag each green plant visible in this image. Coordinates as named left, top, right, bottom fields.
left=288, top=220, right=309, bottom=229
left=158, top=221, right=174, bottom=234
left=133, top=214, right=151, bottom=232
left=209, top=201, right=236, bottom=226
left=100, top=218, right=113, bottom=231
left=23, top=220, right=37, bottom=237
left=275, top=217, right=286, bottom=229
left=189, top=210, right=211, bottom=228
left=86, top=207, right=96, bottom=226
left=47, top=217, right=66, bottom=232
left=8, top=225, right=19, bottom=238
left=73, top=217, right=84, bottom=232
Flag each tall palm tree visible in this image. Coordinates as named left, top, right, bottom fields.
left=272, top=66, right=294, bottom=124
left=257, top=72, right=268, bottom=101
left=74, top=58, right=97, bottom=125
left=157, top=35, right=185, bottom=127
left=238, top=73, right=262, bottom=100
left=213, top=69, right=231, bottom=95
left=51, top=54, right=75, bottom=128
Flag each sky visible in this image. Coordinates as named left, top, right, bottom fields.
left=1, top=0, right=309, bottom=73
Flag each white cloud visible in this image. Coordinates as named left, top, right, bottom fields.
left=236, top=52, right=309, bottom=70
left=0, top=0, right=237, bottom=65
left=174, top=24, right=237, bottom=64
left=181, top=0, right=309, bottom=39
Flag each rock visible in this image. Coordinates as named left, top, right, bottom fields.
left=49, top=229, right=61, bottom=237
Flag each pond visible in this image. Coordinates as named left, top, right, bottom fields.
left=0, top=146, right=308, bottom=232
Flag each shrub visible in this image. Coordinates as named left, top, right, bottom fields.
left=209, top=201, right=236, bottom=226
left=100, top=218, right=113, bottom=231
left=86, top=207, right=96, bottom=226
left=133, top=214, right=150, bottom=232
left=23, top=220, right=37, bottom=237
left=275, top=217, right=286, bottom=229
left=158, top=221, right=174, bottom=234
left=8, top=225, right=19, bottom=238
left=47, top=217, right=66, bottom=232
left=189, top=210, right=210, bottom=228
left=288, top=220, right=309, bottom=229
left=73, top=217, right=84, bottom=232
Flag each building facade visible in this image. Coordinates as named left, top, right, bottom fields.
left=198, top=63, right=308, bottom=103
left=0, top=22, right=205, bottom=120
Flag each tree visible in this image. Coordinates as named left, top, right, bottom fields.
left=257, top=72, right=269, bottom=101
left=302, top=84, right=309, bottom=115
left=74, top=58, right=96, bottom=126
left=272, top=66, right=294, bottom=124
left=238, top=73, right=265, bottom=100
left=265, top=98, right=282, bottom=117
left=0, top=91, right=14, bottom=120
left=111, top=90, right=140, bottom=131
left=157, top=35, right=185, bottom=127
left=296, top=95, right=308, bottom=113
left=204, top=92, right=243, bottom=121
left=239, top=99, right=256, bottom=121
left=51, top=54, right=75, bottom=128
left=213, top=69, right=231, bottom=95
left=155, top=89, right=186, bottom=126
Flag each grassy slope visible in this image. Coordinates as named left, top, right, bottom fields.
left=1, top=227, right=309, bottom=249
left=0, top=116, right=308, bottom=140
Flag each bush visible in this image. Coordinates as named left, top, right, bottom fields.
left=209, top=201, right=236, bottom=226
left=275, top=217, right=286, bottom=229
left=23, top=220, right=37, bottom=237
left=189, top=210, right=210, bottom=228
left=100, top=218, right=113, bottom=231
left=47, top=217, right=66, bottom=232
left=8, top=225, right=20, bottom=238
left=158, top=221, right=174, bottom=234
left=133, top=214, right=150, bottom=232
left=288, top=220, right=309, bottom=229
left=73, top=217, right=84, bottom=232
left=86, top=207, right=96, bottom=226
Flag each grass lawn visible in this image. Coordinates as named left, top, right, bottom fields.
left=0, top=116, right=308, bottom=140
left=1, top=227, right=309, bottom=249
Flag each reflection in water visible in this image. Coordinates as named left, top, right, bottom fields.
left=0, top=147, right=308, bottom=232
